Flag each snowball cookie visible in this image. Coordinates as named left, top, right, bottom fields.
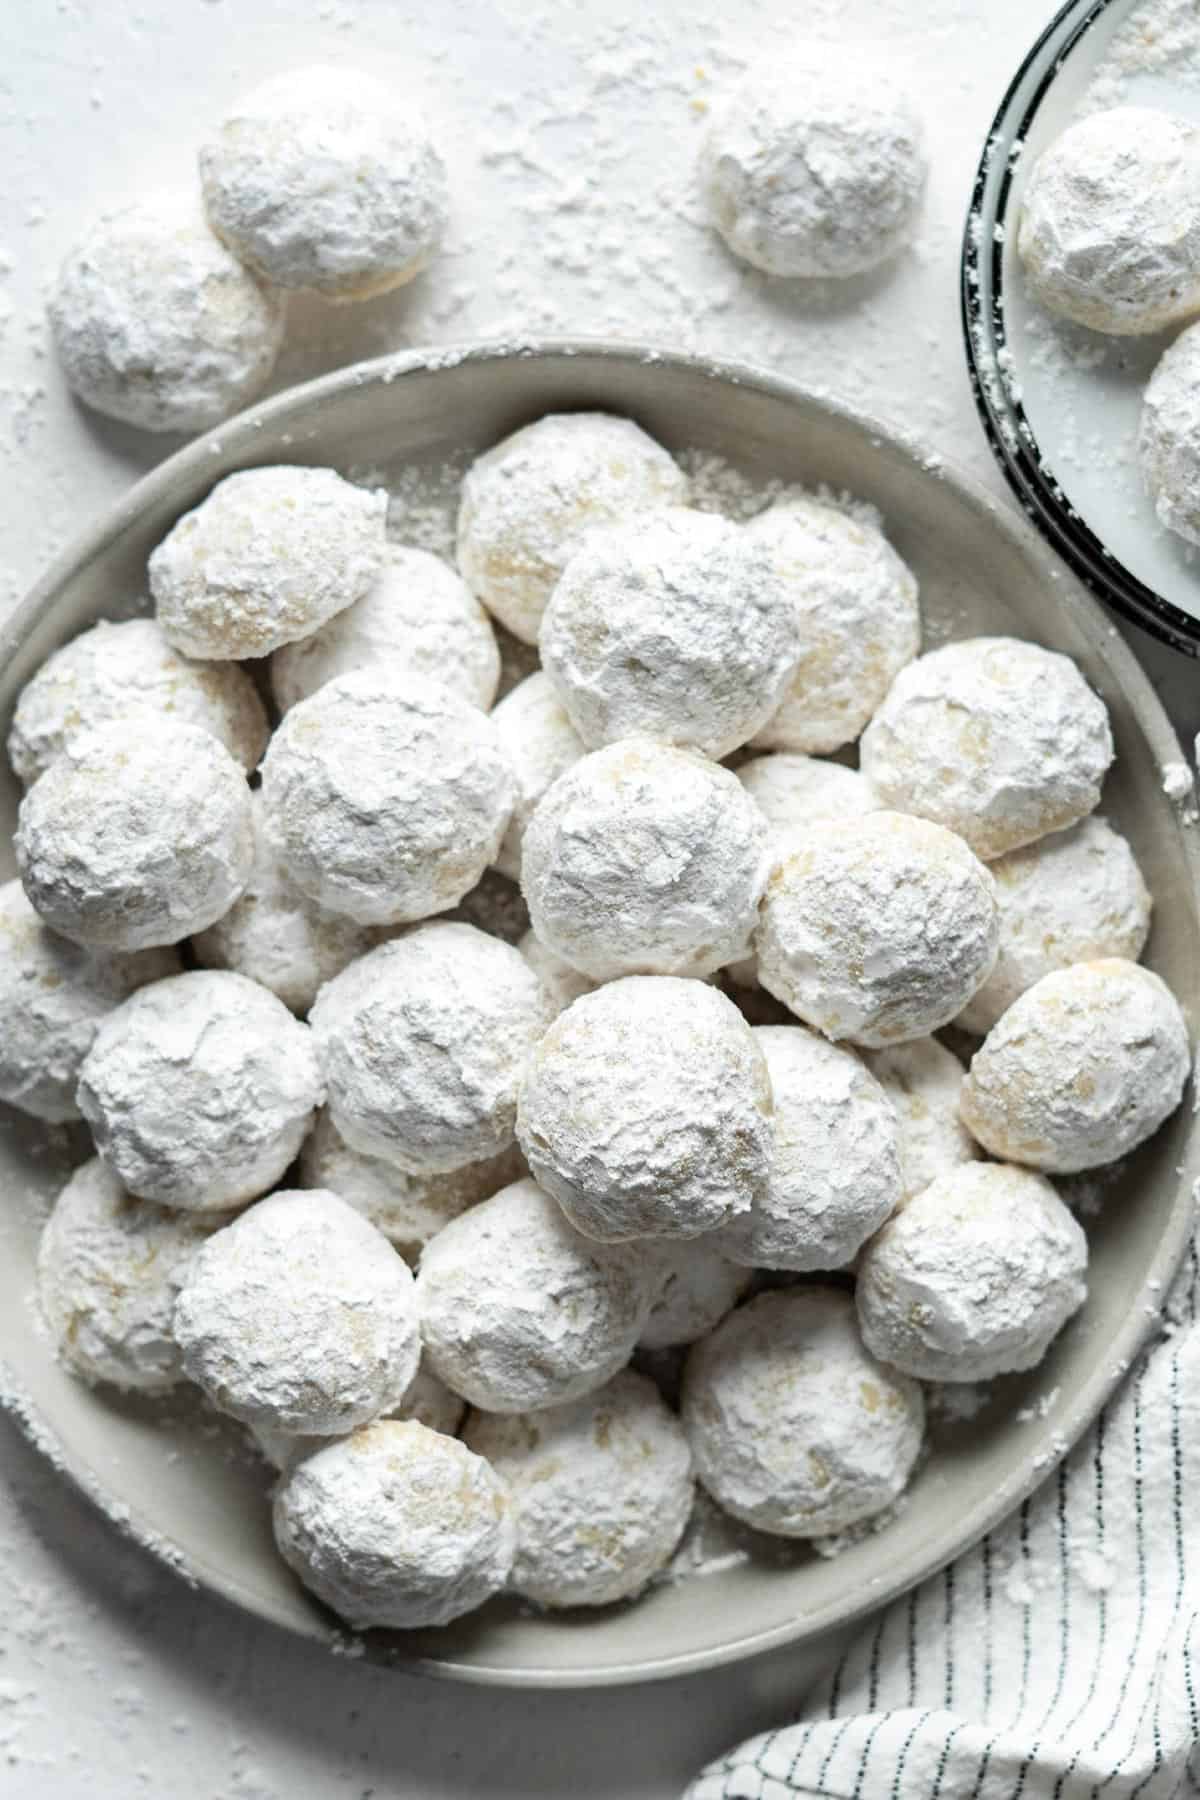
left=745, top=498, right=920, bottom=754
left=456, top=413, right=687, bottom=645
left=175, top=1189, right=419, bottom=1434
left=270, top=545, right=499, bottom=714
left=857, top=1163, right=1088, bottom=1382
left=297, top=1107, right=525, bottom=1261
left=540, top=508, right=800, bottom=759
left=639, top=1240, right=751, bottom=1351
left=860, top=638, right=1114, bottom=862
left=149, top=466, right=387, bottom=661
left=756, top=812, right=999, bottom=1047
left=860, top=1037, right=980, bottom=1203
left=465, top=1369, right=693, bottom=1607
left=7, top=617, right=268, bottom=789
left=682, top=1287, right=924, bottom=1537
left=518, top=929, right=597, bottom=1017
left=77, top=970, right=323, bottom=1212
left=737, top=751, right=883, bottom=835
left=37, top=1158, right=221, bottom=1393
left=15, top=718, right=253, bottom=953
left=310, top=924, right=551, bottom=1173
left=1139, top=319, right=1200, bottom=546
left=0, top=881, right=178, bottom=1123
left=489, top=673, right=585, bottom=881
left=521, top=740, right=770, bottom=982
left=249, top=1356, right=466, bottom=1476
left=701, top=50, right=926, bottom=278
left=957, top=815, right=1152, bottom=1037
left=416, top=1177, right=655, bottom=1413
left=1018, top=108, right=1200, bottom=336
left=517, top=977, right=773, bottom=1242
left=961, top=959, right=1190, bottom=1175
left=191, top=796, right=375, bottom=1015
left=274, top=1420, right=514, bottom=1631
left=260, top=671, right=513, bottom=927
left=48, top=191, right=283, bottom=433
left=716, top=1025, right=901, bottom=1271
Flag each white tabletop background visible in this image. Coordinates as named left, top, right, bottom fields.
left=1, top=2, right=1197, bottom=1794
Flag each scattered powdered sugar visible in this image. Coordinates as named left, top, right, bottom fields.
left=1085, top=0, right=1200, bottom=110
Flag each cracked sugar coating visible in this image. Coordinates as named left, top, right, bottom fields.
left=540, top=508, right=800, bottom=760
left=310, top=924, right=551, bottom=1174
left=490, top=673, right=585, bottom=882
left=271, top=545, right=500, bottom=714
left=860, top=637, right=1114, bottom=862
left=261, top=671, right=513, bottom=928
left=249, top=1356, right=466, bottom=1475
left=175, top=1189, right=420, bottom=1435
left=1139, top=320, right=1200, bottom=547
left=15, top=718, right=253, bottom=953
left=745, top=498, right=920, bottom=754
left=274, top=1419, right=514, bottom=1630
left=191, top=796, right=376, bottom=1015
left=149, top=466, right=387, bottom=661
left=517, top=976, right=773, bottom=1242
left=638, top=1240, right=751, bottom=1351
left=200, top=66, right=447, bottom=301
left=8, top=617, right=268, bottom=789
left=465, top=1369, right=693, bottom=1607
left=297, top=1107, right=525, bottom=1261
left=682, top=1287, right=924, bottom=1538
left=961, top=959, right=1190, bottom=1175
left=860, top=1037, right=980, bottom=1203
left=521, top=740, right=770, bottom=982
left=518, top=929, right=597, bottom=1017
left=48, top=191, right=283, bottom=433
left=37, top=1158, right=222, bottom=1394
left=716, top=1024, right=902, bottom=1271
left=700, top=51, right=926, bottom=278
left=456, top=413, right=688, bottom=645
left=77, top=970, right=323, bottom=1212
left=0, top=880, right=178, bottom=1123
left=1018, top=107, right=1200, bottom=336
left=957, top=815, right=1152, bottom=1037
left=416, top=1177, right=656, bottom=1413
left=857, top=1163, right=1088, bottom=1382
left=756, top=812, right=999, bottom=1048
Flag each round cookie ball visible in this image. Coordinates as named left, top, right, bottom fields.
left=48, top=192, right=283, bottom=433
left=249, top=1355, right=466, bottom=1476
left=1018, top=107, right=1200, bottom=336
left=464, top=1369, right=693, bottom=1607
left=310, top=924, right=551, bottom=1174
left=736, top=751, right=883, bottom=834
left=857, top=1163, right=1088, bottom=1381
left=270, top=545, right=500, bottom=714
left=521, top=740, right=770, bottom=982
left=297, top=1107, right=525, bottom=1261
left=149, top=466, right=387, bottom=661
left=859, top=637, right=1114, bottom=862
left=8, top=617, right=268, bottom=789
left=16, top=718, right=253, bottom=953
left=199, top=65, right=447, bottom=301
left=261, top=671, right=513, bottom=927
left=539, top=508, right=800, bottom=759
left=415, top=1178, right=655, bottom=1413
left=700, top=51, right=926, bottom=278
left=175, top=1188, right=420, bottom=1434
left=274, top=1420, right=514, bottom=1630
left=1139, top=319, right=1200, bottom=547
left=681, top=1287, right=925, bottom=1537
left=960, top=959, right=1190, bottom=1174
left=745, top=498, right=920, bottom=754
left=638, top=1240, right=751, bottom=1351
left=37, top=1158, right=222, bottom=1394
left=519, top=929, right=597, bottom=1016
left=716, top=1024, right=902, bottom=1271
left=860, top=1037, right=980, bottom=1203
left=957, top=815, right=1152, bottom=1036
left=756, top=812, right=999, bottom=1047
left=489, top=672, right=585, bottom=882
left=77, top=970, right=323, bottom=1212
left=456, top=413, right=687, bottom=645
left=517, top=976, right=773, bottom=1242
left=0, top=880, right=179, bottom=1123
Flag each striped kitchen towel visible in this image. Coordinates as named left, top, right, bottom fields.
left=687, top=1231, right=1200, bottom=1800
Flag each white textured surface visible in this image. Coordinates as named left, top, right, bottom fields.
left=517, top=926, right=598, bottom=1015
left=1139, top=317, right=1200, bottom=546
left=247, top=1355, right=466, bottom=1474
left=638, top=1239, right=750, bottom=1351
left=490, top=671, right=585, bottom=881
left=860, top=1035, right=980, bottom=1202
